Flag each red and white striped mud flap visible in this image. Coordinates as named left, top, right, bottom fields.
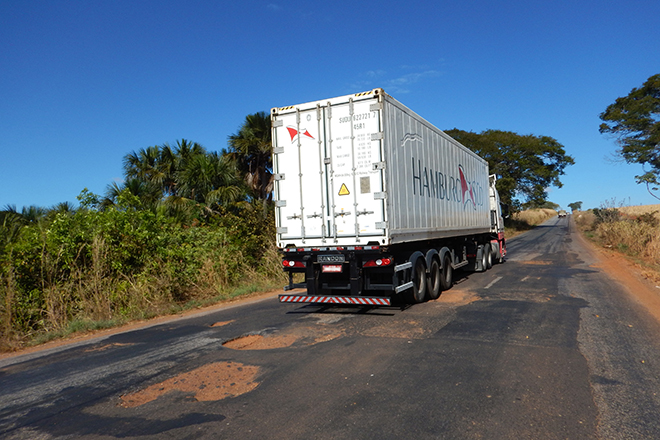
left=278, top=294, right=391, bottom=306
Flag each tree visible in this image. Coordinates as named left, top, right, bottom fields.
left=177, top=152, right=244, bottom=207
left=121, top=140, right=246, bottom=220
left=599, top=74, right=660, bottom=199
left=568, top=201, right=583, bottom=212
left=225, top=112, right=274, bottom=206
left=103, top=179, right=162, bottom=211
left=445, top=129, right=575, bottom=208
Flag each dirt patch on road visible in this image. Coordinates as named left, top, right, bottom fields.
left=223, top=334, right=299, bottom=350
left=120, top=361, right=259, bottom=407
left=223, top=326, right=343, bottom=350
left=432, top=288, right=478, bottom=305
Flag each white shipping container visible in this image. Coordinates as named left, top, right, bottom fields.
left=271, top=89, right=492, bottom=249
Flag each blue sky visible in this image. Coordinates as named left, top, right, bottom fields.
left=1, top=0, right=659, bottom=211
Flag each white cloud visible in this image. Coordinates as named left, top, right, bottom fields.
left=351, top=69, right=443, bottom=94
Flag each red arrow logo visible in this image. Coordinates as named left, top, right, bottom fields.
left=459, top=165, right=476, bottom=209
left=287, top=126, right=314, bottom=142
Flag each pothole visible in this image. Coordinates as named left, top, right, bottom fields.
left=223, top=327, right=343, bottom=350
left=119, top=361, right=259, bottom=408
left=223, top=333, right=298, bottom=350
left=210, top=320, right=234, bottom=327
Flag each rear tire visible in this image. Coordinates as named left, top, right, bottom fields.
left=478, top=245, right=488, bottom=272
left=409, top=258, right=427, bottom=304
left=427, top=258, right=441, bottom=300
left=440, top=254, right=453, bottom=291
left=485, top=244, right=493, bottom=270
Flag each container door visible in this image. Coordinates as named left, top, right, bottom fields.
left=273, top=106, right=327, bottom=242
left=325, top=98, right=385, bottom=242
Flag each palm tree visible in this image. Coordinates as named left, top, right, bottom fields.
left=123, top=145, right=163, bottom=186
left=0, top=206, right=25, bottom=253
left=226, top=112, right=274, bottom=205
left=177, top=152, right=244, bottom=207
left=0, top=205, right=48, bottom=254
left=103, top=179, right=162, bottom=211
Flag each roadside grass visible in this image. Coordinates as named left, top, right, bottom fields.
left=1, top=243, right=289, bottom=352
left=574, top=206, right=660, bottom=283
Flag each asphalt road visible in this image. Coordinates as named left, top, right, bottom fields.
left=2, top=216, right=660, bottom=439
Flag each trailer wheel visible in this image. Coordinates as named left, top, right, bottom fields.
left=478, top=244, right=490, bottom=272
left=427, top=258, right=441, bottom=300
left=495, top=243, right=505, bottom=264
left=486, top=244, right=493, bottom=270
left=409, top=258, right=427, bottom=303
left=440, top=254, right=453, bottom=291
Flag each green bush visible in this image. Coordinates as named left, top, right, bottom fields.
left=0, top=200, right=284, bottom=350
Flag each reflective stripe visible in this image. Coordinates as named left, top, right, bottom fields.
left=278, top=295, right=391, bottom=306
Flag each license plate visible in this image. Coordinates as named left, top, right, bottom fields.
left=321, top=265, right=343, bottom=273
left=318, top=254, right=345, bottom=263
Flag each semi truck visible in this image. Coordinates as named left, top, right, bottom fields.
left=271, top=88, right=506, bottom=306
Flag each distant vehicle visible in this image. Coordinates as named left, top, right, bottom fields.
left=271, top=88, right=507, bottom=306
left=558, top=210, right=567, bottom=218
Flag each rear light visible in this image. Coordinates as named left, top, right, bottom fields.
left=363, top=258, right=393, bottom=267
left=282, top=260, right=305, bottom=268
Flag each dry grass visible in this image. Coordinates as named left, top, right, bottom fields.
left=513, top=208, right=558, bottom=225
left=575, top=205, right=660, bottom=281
left=619, top=204, right=660, bottom=217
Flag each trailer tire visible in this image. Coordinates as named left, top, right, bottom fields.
left=477, top=245, right=488, bottom=272
left=440, top=254, right=453, bottom=291
left=409, top=258, right=427, bottom=304
left=496, top=243, right=505, bottom=264
left=486, top=244, right=493, bottom=270
left=427, top=258, right=441, bottom=300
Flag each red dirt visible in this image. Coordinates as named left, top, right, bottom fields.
left=119, top=361, right=260, bottom=407
left=223, top=333, right=299, bottom=350
left=222, top=326, right=343, bottom=350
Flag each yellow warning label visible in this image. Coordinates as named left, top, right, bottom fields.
left=338, top=183, right=350, bottom=196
